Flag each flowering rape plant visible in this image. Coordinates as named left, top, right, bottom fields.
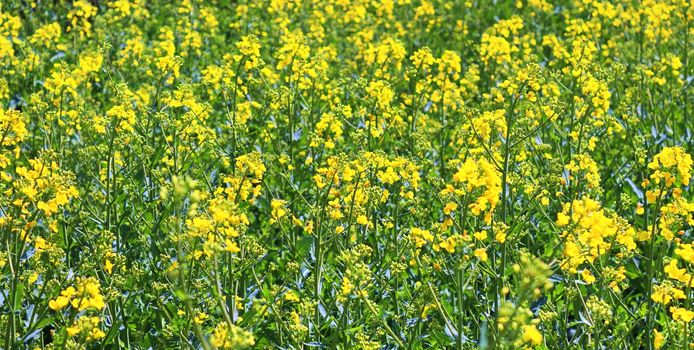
left=0, top=0, right=692, bottom=349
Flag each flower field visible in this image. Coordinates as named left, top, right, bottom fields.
left=0, top=0, right=693, bottom=349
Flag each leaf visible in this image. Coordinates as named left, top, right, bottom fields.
left=173, top=288, right=189, bottom=301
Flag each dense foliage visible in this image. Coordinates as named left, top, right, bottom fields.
left=0, top=0, right=692, bottom=349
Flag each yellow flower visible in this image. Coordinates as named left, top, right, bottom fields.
left=675, top=243, right=694, bottom=264
left=67, top=325, right=81, bottom=337
left=443, top=201, right=458, bottom=215
left=194, top=312, right=209, bottom=325
left=270, top=199, right=288, bottom=223
left=210, top=323, right=255, bottom=349
left=522, top=324, right=543, bottom=346
left=235, top=35, right=262, bottom=69
left=581, top=269, right=596, bottom=284
left=556, top=197, right=633, bottom=272
left=474, top=230, right=488, bottom=241
left=356, top=214, right=370, bottom=226
left=341, top=277, right=354, bottom=297
left=474, top=248, right=488, bottom=262
left=88, top=327, right=106, bottom=341
left=651, top=283, right=685, bottom=305
left=653, top=329, right=664, bottom=349
left=648, top=147, right=693, bottom=187
left=495, top=230, right=507, bottom=244
left=411, top=227, right=434, bottom=248
left=452, top=157, right=502, bottom=222
left=48, top=286, right=76, bottom=311
left=439, top=236, right=457, bottom=253
left=105, top=259, right=113, bottom=275
left=50, top=277, right=105, bottom=312
left=65, top=316, right=105, bottom=342
left=670, top=307, right=694, bottom=323
left=565, top=154, right=601, bottom=189
left=284, top=290, right=300, bottom=303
